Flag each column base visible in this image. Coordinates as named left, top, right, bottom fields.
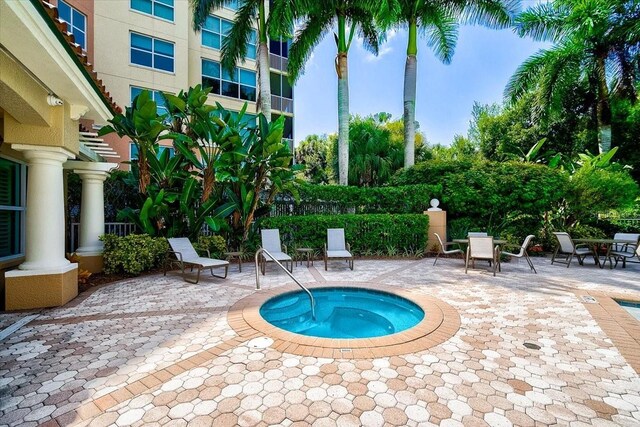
left=5, top=264, right=78, bottom=310
left=75, top=253, right=104, bottom=274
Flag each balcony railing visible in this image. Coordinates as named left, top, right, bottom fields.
left=271, top=96, right=294, bottom=114
left=269, top=53, right=288, bottom=72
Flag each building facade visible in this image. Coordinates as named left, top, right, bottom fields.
left=50, top=0, right=294, bottom=165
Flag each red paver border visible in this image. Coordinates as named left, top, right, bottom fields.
left=577, top=290, right=640, bottom=373
left=228, top=282, right=461, bottom=359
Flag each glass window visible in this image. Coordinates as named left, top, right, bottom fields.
left=130, top=86, right=168, bottom=115
left=0, top=158, right=26, bottom=260
left=202, top=59, right=256, bottom=101
left=131, top=33, right=174, bottom=72
left=271, top=114, right=293, bottom=140
left=131, top=0, right=174, bottom=21
left=270, top=73, right=293, bottom=99
left=58, top=1, right=87, bottom=50
left=202, top=16, right=257, bottom=60
left=269, top=37, right=290, bottom=59
left=130, top=144, right=174, bottom=161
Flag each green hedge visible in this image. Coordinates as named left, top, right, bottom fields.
left=101, top=234, right=168, bottom=275
left=277, top=183, right=443, bottom=214
left=260, top=214, right=429, bottom=256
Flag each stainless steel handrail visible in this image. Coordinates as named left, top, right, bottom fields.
left=255, top=248, right=316, bottom=320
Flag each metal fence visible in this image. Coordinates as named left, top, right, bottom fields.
left=70, top=222, right=138, bottom=252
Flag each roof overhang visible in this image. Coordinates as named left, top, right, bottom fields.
left=0, top=0, right=115, bottom=123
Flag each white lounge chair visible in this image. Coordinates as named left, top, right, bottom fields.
left=260, top=229, right=293, bottom=274
left=551, top=232, right=595, bottom=267
left=609, top=233, right=640, bottom=268
left=501, top=235, right=537, bottom=273
left=164, top=237, right=229, bottom=284
left=324, top=228, right=354, bottom=271
left=465, top=236, right=500, bottom=276
left=433, top=233, right=463, bottom=266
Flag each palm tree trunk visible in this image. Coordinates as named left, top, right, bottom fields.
left=596, top=55, right=612, bottom=153
left=337, top=52, right=349, bottom=186
left=257, top=1, right=271, bottom=118
left=403, top=20, right=418, bottom=168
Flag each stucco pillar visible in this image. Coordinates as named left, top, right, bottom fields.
left=12, top=145, right=75, bottom=270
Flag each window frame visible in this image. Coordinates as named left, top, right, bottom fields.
left=0, top=156, right=27, bottom=262
left=201, top=15, right=257, bottom=60
left=58, top=0, right=87, bottom=51
left=201, top=58, right=257, bottom=102
left=130, top=32, right=175, bottom=73
left=130, top=0, right=175, bottom=23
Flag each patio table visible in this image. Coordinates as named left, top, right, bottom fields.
left=573, top=238, right=631, bottom=269
left=453, top=239, right=507, bottom=245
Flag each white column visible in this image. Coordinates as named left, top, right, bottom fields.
left=65, top=161, right=117, bottom=255
left=11, top=145, right=75, bottom=271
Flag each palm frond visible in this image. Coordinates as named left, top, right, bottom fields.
left=514, top=2, right=568, bottom=42
left=459, top=0, right=517, bottom=29
left=191, top=0, right=227, bottom=31
left=422, top=7, right=459, bottom=64
left=352, top=7, right=381, bottom=55
left=220, top=0, right=258, bottom=75
left=287, top=12, right=334, bottom=82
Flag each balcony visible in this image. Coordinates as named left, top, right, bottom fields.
left=271, top=95, right=293, bottom=114
left=269, top=53, right=288, bottom=72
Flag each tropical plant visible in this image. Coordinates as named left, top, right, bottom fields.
left=294, top=134, right=332, bottom=184
left=98, top=91, right=165, bottom=194
left=285, top=0, right=380, bottom=185
left=192, top=0, right=272, bottom=117
left=506, top=0, right=640, bottom=153
left=379, top=0, right=515, bottom=168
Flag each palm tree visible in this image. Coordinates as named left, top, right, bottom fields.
left=506, top=0, right=640, bottom=153
left=285, top=1, right=380, bottom=185
left=192, top=0, right=272, bottom=118
left=380, top=0, right=515, bottom=168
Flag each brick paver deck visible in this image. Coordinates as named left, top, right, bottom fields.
left=1, top=256, right=639, bottom=426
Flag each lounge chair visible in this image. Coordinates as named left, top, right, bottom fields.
left=433, top=233, right=463, bottom=266
left=551, top=232, right=595, bottom=267
left=609, top=233, right=640, bottom=268
left=165, top=237, right=229, bottom=284
left=259, top=229, right=293, bottom=274
left=501, top=235, right=537, bottom=273
left=465, top=236, right=500, bottom=276
left=324, top=228, right=354, bottom=271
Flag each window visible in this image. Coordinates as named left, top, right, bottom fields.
left=271, top=114, right=293, bottom=140
left=202, top=59, right=256, bottom=101
left=130, top=144, right=174, bottom=160
left=0, top=158, right=26, bottom=261
left=270, top=73, right=293, bottom=99
left=58, top=1, right=87, bottom=50
left=131, top=0, right=174, bottom=21
left=269, top=37, right=290, bottom=58
left=130, top=33, right=174, bottom=72
left=202, top=16, right=257, bottom=60
left=130, top=86, right=168, bottom=115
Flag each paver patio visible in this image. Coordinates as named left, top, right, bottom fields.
left=1, top=256, right=640, bottom=426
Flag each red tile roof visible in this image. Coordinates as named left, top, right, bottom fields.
left=38, top=0, right=122, bottom=115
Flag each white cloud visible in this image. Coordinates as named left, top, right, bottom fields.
left=356, top=29, right=399, bottom=62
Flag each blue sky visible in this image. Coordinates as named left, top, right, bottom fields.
left=293, top=24, right=546, bottom=146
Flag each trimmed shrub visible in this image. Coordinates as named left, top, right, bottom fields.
left=275, top=183, right=443, bottom=215
left=193, top=235, right=227, bottom=259
left=101, top=234, right=168, bottom=275
left=260, top=214, right=429, bottom=256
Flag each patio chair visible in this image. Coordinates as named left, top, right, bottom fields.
left=501, top=235, right=537, bottom=274
left=468, top=232, right=488, bottom=237
left=551, top=232, right=595, bottom=268
left=433, top=233, right=463, bottom=266
left=609, top=233, right=640, bottom=268
left=164, top=238, right=229, bottom=284
left=324, top=228, right=354, bottom=271
left=260, top=229, right=293, bottom=274
left=465, top=236, right=501, bottom=276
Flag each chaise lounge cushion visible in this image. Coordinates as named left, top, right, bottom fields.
left=326, top=250, right=352, bottom=259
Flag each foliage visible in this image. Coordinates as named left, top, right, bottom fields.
left=101, top=234, right=169, bottom=275
left=294, top=134, right=331, bottom=184
left=260, top=214, right=429, bottom=255
left=429, top=135, right=480, bottom=162
left=192, top=235, right=227, bottom=259
left=99, top=87, right=299, bottom=244
left=286, top=183, right=442, bottom=214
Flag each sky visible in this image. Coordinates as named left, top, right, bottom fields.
left=292, top=24, right=547, bottom=146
